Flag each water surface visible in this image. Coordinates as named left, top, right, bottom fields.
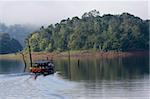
left=0, top=56, right=149, bottom=99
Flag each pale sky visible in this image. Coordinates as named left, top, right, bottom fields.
left=0, top=0, right=149, bottom=26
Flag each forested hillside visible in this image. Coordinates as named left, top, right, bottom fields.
left=0, top=23, right=38, bottom=46
left=0, top=33, right=23, bottom=54
left=26, top=10, right=149, bottom=52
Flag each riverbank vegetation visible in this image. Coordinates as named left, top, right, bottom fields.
left=26, top=10, right=149, bottom=52
left=0, top=51, right=148, bottom=61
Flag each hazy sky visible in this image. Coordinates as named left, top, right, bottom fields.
left=0, top=0, right=149, bottom=26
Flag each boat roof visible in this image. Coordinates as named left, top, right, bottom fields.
left=33, top=60, right=51, bottom=64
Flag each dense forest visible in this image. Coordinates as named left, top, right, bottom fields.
left=0, top=23, right=38, bottom=46
left=0, top=33, right=23, bottom=54
left=26, top=10, right=149, bottom=52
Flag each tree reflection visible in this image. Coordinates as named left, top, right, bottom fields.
left=55, top=56, right=149, bottom=81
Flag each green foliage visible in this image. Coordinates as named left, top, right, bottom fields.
left=26, top=10, right=149, bottom=52
left=0, top=33, right=23, bottom=54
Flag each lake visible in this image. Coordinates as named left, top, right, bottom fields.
left=0, top=56, right=149, bottom=99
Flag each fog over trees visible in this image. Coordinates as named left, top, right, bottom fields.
left=0, top=23, right=38, bottom=46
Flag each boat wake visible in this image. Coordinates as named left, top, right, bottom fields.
left=0, top=72, right=77, bottom=99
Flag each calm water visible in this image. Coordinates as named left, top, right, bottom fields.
left=0, top=56, right=149, bottom=99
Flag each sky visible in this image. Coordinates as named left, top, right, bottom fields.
left=0, top=0, right=149, bottom=26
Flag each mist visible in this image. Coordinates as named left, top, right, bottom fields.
left=0, top=1, right=149, bottom=26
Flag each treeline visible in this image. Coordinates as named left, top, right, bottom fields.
left=0, top=33, right=23, bottom=54
left=26, top=10, right=149, bottom=52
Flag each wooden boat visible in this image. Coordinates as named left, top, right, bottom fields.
left=30, top=60, right=54, bottom=75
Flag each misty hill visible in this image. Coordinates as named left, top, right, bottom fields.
left=26, top=10, right=149, bottom=52
left=0, top=33, right=23, bottom=54
left=0, top=23, right=38, bottom=46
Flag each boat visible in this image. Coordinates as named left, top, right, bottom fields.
left=30, top=60, right=55, bottom=75
left=25, top=39, right=55, bottom=76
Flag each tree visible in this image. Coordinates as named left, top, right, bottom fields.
left=0, top=33, right=23, bottom=54
left=26, top=10, right=149, bottom=52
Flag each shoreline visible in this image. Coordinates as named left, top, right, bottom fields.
left=0, top=50, right=149, bottom=61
